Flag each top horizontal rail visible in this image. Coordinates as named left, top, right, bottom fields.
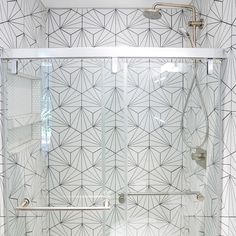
left=1, top=47, right=226, bottom=60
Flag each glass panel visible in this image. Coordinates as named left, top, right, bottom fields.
left=110, top=58, right=222, bottom=236
left=102, top=59, right=127, bottom=235
left=44, top=59, right=107, bottom=235
left=123, top=58, right=191, bottom=236
left=184, top=59, right=222, bottom=236
left=3, top=59, right=48, bottom=235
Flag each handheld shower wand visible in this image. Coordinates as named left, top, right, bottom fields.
left=179, top=28, right=195, bottom=48
left=144, top=2, right=208, bottom=167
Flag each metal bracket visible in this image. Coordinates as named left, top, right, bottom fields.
left=192, top=147, right=207, bottom=169
left=112, top=57, right=118, bottom=74
left=7, top=59, right=18, bottom=74
left=0, top=48, right=3, bottom=58
left=118, top=193, right=126, bottom=204
left=207, top=59, right=214, bottom=75
left=188, top=19, right=204, bottom=29
left=196, top=193, right=205, bottom=201
left=21, top=198, right=30, bottom=207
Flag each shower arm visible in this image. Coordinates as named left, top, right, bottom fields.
left=153, top=2, right=204, bottom=47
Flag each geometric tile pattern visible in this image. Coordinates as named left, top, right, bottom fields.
left=46, top=7, right=195, bottom=235
left=0, top=0, right=46, bottom=236
left=47, top=8, right=189, bottom=48
left=46, top=59, right=105, bottom=236
left=3, top=68, right=48, bottom=236
left=46, top=7, right=223, bottom=235
left=44, top=56, right=222, bottom=236
left=0, top=0, right=46, bottom=49
left=0, top=1, right=232, bottom=236
left=192, top=0, right=236, bottom=235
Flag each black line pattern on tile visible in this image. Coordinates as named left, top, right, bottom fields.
left=1, top=1, right=234, bottom=235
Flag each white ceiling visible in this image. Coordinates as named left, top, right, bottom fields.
left=41, top=0, right=191, bottom=9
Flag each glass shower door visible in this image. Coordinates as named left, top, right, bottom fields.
left=102, top=58, right=188, bottom=235
left=103, top=58, right=222, bottom=236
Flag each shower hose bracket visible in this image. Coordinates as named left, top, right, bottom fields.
left=188, top=19, right=204, bottom=29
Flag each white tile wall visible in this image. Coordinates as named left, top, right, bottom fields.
left=192, top=0, right=236, bottom=235
left=0, top=1, right=46, bottom=235
left=1, top=0, right=236, bottom=235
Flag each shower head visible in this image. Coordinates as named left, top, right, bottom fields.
left=143, top=9, right=162, bottom=20
left=143, top=2, right=204, bottom=47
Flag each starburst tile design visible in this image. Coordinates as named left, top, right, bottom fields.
left=1, top=0, right=235, bottom=236
left=192, top=0, right=236, bottom=235
left=40, top=54, right=222, bottom=236
left=0, top=0, right=47, bottom=235
left=47, top=8, right=193, bottom=48
left=0, top=0, right=46, bottom=49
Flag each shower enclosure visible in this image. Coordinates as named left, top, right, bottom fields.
left=1, top=47, right=226, bottom=236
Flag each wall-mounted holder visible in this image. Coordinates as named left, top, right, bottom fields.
left=192, top=147, right=207, bottom=169
left=207, top=59, right=214, bottom=75
left=112, top=57, right=118, bottom=74
left=188, top=19, right=204, bottom=29
left=20, top=198, right=30, bottom=207
left=8, top=59, right=18, bottom=74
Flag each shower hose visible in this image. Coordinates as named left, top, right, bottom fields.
left=180, top=60, right=209, bottom=149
